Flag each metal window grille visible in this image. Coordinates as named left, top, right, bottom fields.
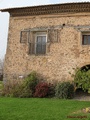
left=36, top=36, right=46, bottom=54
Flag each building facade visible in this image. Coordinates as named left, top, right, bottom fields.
left=1, top=2, right=90, bottom=83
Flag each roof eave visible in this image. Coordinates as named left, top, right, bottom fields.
left=1, top=2, right=90, bottom=17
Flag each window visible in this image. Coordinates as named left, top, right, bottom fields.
left=29, top=32, right=47, bottom=55
left=35, top=33, right=47, bottom=54
left=82, top=34, right=90, bottom=45
left=20, top=27, right=60, bottom=55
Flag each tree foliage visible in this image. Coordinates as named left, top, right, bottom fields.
left=74, top=67, right=90, bottom=93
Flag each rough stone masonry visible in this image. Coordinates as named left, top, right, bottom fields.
left=1, top=2, right=90, bottom=83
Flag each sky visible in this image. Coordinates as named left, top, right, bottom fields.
left=0, top=0, right=88, bottom=59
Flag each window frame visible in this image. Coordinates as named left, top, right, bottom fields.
left=82, top=32, right=90, bottom=45
left=35, top=32, right=47, bottom=55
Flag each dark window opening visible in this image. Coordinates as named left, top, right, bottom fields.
left=81, top=65, right=90, bottom=72
left=36, top=36, right=46, bottom=55
left=82, top=35, right=90, bottom=45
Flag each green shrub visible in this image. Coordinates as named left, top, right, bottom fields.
left=48, top=83, right=55, bottom=97
left=0, top=75, right=3, bottom=81
left=2, top=80, right=22, bottom=97
left=19, top=88, right=32, bottom=98
left=2, top=71, right=39, bottom=98
left=23, top=71, right=39, bottom=95
left=10, top=85, right=23, bottom=97
left=74, top=68, right=90, bottom=93
left=55, top=82, right=74, bottom=99
left=0, top=81, right=3, bottom=89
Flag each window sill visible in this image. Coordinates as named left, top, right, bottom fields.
left=28, top=54, right=48, bottom=56
left=82, top=44, right=90, bottom=46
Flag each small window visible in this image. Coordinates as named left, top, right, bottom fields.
left=35, top=33, right=47, bottom=55
left=82, top=35, right=90, bottom=45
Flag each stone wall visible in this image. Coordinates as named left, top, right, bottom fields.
left=3, top=12, right=90, bottom=83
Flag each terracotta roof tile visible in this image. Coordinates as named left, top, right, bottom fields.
left=1, top=2, right=90, bottom=16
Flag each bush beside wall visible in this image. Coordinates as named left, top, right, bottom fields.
left=2, top=72, right=39, bottom=97
left=34, top=82, right=55, bottom=98
left=74, top=69, right=90, bottom=93
left=34, top=82, right=49, bottom=98
left=55, top=82, right=74, bottom=99
left=2, top=72, right=75, bottom=99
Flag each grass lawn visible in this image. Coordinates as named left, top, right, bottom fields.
left=0, top=98, right=90, bottom=120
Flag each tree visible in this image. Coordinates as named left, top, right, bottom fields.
left=0, top=58, right=4, bottom=80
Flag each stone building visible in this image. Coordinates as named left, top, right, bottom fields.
left=1, top=2, right=90, bottom=83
